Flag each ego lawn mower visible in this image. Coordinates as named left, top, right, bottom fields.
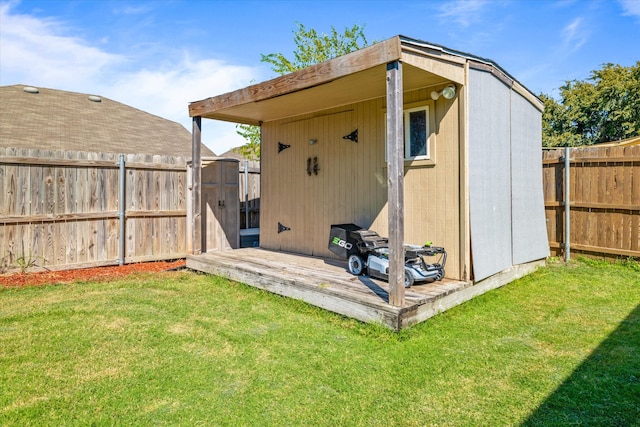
left=328, top=224, right=446, bottom=288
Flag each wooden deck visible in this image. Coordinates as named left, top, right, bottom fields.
left=187, top=248, right=544, bottom=331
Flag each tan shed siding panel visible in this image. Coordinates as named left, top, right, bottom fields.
left=260, top=92, right=462, bottom=279
left=368, top=100, right=389, bottom=235
left=398, top=88, right=461, bottom=280
left=259, top=123, right=280, bottom=252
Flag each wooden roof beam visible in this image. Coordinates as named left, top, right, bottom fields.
left=189, top=36, right=402, bottom=118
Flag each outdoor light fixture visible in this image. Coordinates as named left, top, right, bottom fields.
left=309, top=139, right=317, bottom=145
left=430, top=84, right=456, bottom=101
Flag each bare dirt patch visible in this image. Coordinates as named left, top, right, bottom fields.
left=0, top=259, right=186, bottom=288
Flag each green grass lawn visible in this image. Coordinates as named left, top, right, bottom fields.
left=1, top=259, right=638, bottom=426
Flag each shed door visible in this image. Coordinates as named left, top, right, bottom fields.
left=202, top=159, right=239, bottom=252
left=268, top=112, right=356, bottom=256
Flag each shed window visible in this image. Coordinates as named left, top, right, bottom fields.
left=384, top=101, right=435, bottom=167
left=404, top=106, right=429, bottom=160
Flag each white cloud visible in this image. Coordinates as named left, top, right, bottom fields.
left=619, top=0, right=640, bottom=18
left=437, top=0, right=490, bottom=27
left=114, top=5, right=152, bottom=15
left=0, top=2, right=123, bottom=86
left=0, top=1, right=260, bottom=155
left=108, top=57, right=257, bottom=154
left=560, top=17, right=588, bottom=52
left=551, top=0, right=579, bottom=8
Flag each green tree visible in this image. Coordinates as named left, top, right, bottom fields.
left=540, top=93, right=582, bottom=147
left=541, top=61, right=639, bottom=147
left=236, top=23, right=370, bottom=159
left=234, top=123, right=261, bottom=160
left=261, top=22, right=370, bottom=74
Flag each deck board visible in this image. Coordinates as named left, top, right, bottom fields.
left=193, top=248, right=453, bottom=304
left=187, top=248, right=544, bottom=330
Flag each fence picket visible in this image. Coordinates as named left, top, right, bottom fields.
left=1, top=148, right=259, bottom=272
left=1, top=148, right=189, bottom=272
left=543, top=145, right=640, bottom=259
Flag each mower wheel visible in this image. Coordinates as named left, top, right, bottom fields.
left=404, top=268, right=415, bottom=288
left=348, top=255, right=365, bottom=275
left=435, top=269, right=445, bottom=281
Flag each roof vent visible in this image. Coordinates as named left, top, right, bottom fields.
left=88, top=95, right=102, bottom=102
left=23, top=86, right=39, bottom=94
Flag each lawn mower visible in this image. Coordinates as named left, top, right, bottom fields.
left=328, top=224, right=446, bottom=288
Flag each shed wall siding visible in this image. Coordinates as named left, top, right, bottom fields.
left=260, top=89, right=462, bottom=279
left=468, top=69, right=513, bottom=281
left=510, top=92, right=550, bottom=264
left=468, top=69, right=547, bottom=281
left=399, top=88, right=461, bottom=279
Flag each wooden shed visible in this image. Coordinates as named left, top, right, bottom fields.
left=186, top=36, right=549, bottom=329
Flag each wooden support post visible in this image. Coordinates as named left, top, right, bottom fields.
left=386, top=60, right=405, bottom=307
left=192, top=116, right=202, bottom=255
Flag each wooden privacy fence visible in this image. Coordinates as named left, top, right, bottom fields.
left=1, top=147, right=188, bottom=273
left=542, top=145, right=640, bottom=259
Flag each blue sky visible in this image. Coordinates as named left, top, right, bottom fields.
left=1, top=0, right=638, bottom=154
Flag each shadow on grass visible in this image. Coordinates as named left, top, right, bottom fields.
left=522, top=304, right=640, bottom=426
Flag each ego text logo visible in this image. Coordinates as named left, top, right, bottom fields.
left=332, top=237, right=353, bottom=250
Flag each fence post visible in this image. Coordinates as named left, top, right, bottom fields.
left=118, top=154, right=126, bottom=266
left=564, top=146, right=570, bottom=262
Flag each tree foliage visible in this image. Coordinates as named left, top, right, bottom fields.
left=233, top=123, right=261, bottom=160
left=261, top=22, right=370, bottom=74
left=236, top=23, right=370, bottom=159
left=542, top=61, right=640, bottom=147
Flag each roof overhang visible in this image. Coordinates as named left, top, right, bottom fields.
left=189, top=35, right=540, bottom=125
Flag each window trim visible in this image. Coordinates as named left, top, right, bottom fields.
left=383, top=100, right=437, bottom=168
left=404, top=105, right=430, bottom=161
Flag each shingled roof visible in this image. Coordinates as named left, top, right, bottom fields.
left=0, top=84, right=214, bottom=158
